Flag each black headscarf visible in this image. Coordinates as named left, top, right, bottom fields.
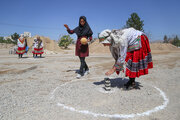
left=73, top=16, right=93, bottom=37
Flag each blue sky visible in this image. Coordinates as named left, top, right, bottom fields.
left=0, top=0, right=180, bottom=41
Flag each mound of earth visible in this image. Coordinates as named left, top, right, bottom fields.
left=89, top=39, right=110, bottom=54
left=150, top=43, right=178, bottom=50
left=89, top=39, right=178, bottom=54
left=0, top=43, right=14, bottom=49
left=27, top=35, right=62, bottom=53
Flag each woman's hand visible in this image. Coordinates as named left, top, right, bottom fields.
left=105, top=67, right=116, bottom=76
left=64, top=24, right=69, bottom=29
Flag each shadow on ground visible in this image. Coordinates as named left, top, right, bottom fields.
left=93, top=77, right=143, bottom=90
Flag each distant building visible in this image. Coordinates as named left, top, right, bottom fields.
left=24, top=32, right=31, bottom=38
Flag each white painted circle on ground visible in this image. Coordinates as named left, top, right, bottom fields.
left=49, top=77, right=169, bottom=119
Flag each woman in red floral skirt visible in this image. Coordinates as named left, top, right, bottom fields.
left=98, top=28, right=153, bottom=89
left=32, top=36, right=44, bottom=58
left=16, top=34, right=27, bottom=58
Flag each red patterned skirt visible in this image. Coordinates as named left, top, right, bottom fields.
left=32, top=48, right=44, bottom=55
left=16, top=46, right=26, bottom=54
left=125, top=35, right=153, bottom=78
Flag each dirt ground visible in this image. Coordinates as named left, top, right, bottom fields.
left=0, top=48, right=180, bottom=120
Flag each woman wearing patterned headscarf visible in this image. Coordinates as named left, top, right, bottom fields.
left=98, top=28, right=153, bottom=89
left=64, top=16, right=93, bottom=79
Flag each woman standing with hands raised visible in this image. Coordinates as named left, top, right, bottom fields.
left=64, top=16, right=93, bottom=79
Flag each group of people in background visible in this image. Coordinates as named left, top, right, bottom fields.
left=16, top=35, right=44, bottom=58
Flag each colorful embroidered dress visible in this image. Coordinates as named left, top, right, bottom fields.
left=99, top=28, right=153, bottom=78
left=16, top=38, right=26, bottom=54
left=32, top=40, right=44, bottom=55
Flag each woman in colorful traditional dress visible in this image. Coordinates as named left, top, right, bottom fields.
left=16, top=34, right=26, bottom=58
left=32, top=36, right=44, bottom=58
left=98, top=28, right=153, bottom=89
left=64, top=16, right=93, bottom=79
left=32, top=38, right=37, bottom=57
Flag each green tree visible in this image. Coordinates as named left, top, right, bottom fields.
left=6, top=38, right=14, bottom=44
left=0, top=37, right=17, bottom=44
left=163, top=35, right=168, bottom=43
left=11, top=32, right=20, bottom=44
left=0, top=37, right=5, bottom=43
left=125, top=12, right=144, bottom=32
left=171, top=35, right=180, bottom=47
left=58, top=35, right=73, bottom=49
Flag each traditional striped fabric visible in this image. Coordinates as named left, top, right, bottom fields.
left=114, top=63, right=124, bottom=71
left=127, top=36, right=142, bottom=52
left=125, top=34, right=153, bottom=78
left=16, top=46, right=26, bottom=54
left=126, top=53, right=152, bottom=72
left=32, top=48, right=44, bottom=55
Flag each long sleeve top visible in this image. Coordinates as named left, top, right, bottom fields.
left=110, top=28, right=143, bottom=71
left=67, top=28, right=93, bottom=41
left=34, top=40, right=43, bottom=49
